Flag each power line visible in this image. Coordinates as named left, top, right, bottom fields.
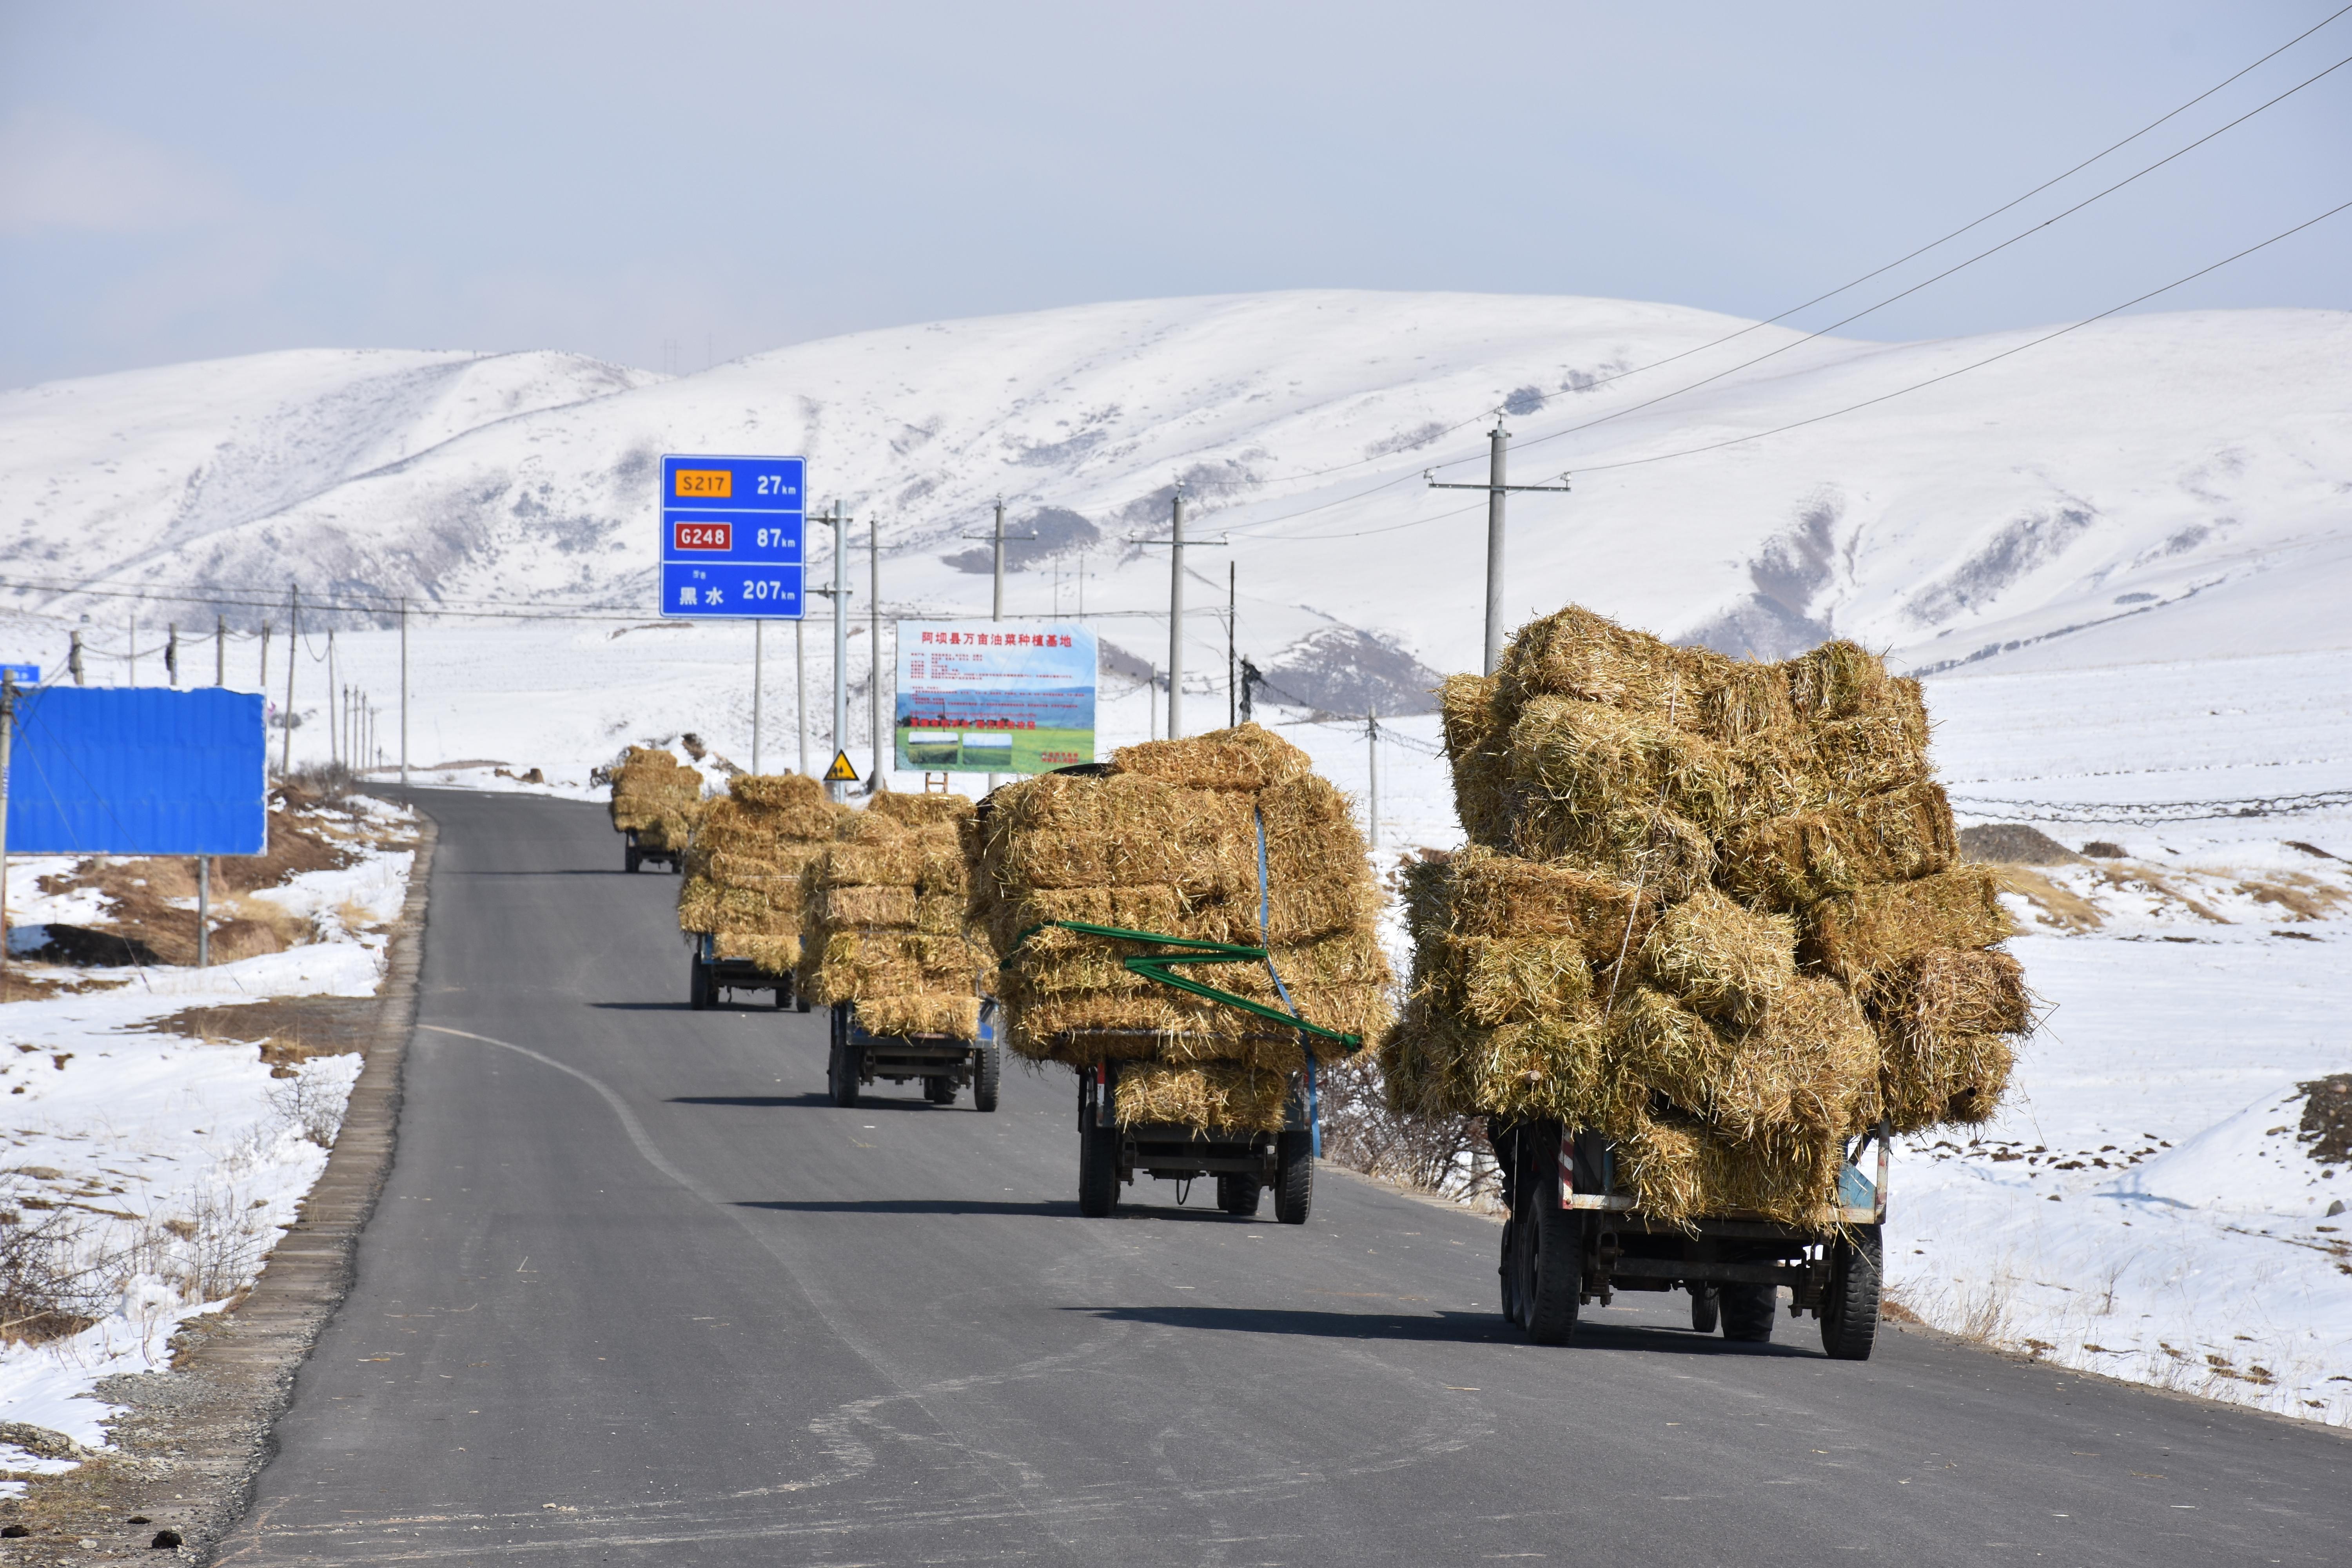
left=1196, top=8, right=2352, bottom=528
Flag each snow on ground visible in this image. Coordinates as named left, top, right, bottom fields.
left=0, top=800, right=414, bottom=1478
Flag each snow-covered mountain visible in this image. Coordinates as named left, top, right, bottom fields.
left=3, top=291, right=2348, bottom=710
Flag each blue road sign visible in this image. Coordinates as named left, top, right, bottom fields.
left=659, top=454, right=806, bottom=619
left=0, top=664, right=38, bottom=686
left=5, top=688, right=267, bottom=855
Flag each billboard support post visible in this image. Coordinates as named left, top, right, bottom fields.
left=399, top=598, right=409, bottom=787
left=196, top=855, right=209, bottom=969
left=752, top=621, right=763, bottom=776
left=795, top=619, right=808, bottom=776
left=0, top=672, right=13, bottom=982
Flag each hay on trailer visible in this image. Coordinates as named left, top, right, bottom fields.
left=1798, top=865, right=2010, bottom=992
left=1717, top=780, right=1958, bottom=910
left=1611, top=1112, right=1846, bottom=1231
left=610, top=747, right=705, bottom=833
left=1441, top=673, right=1516, bottom=848
left=1495, top=604, right=1715, bottom=717
left=1113, top=1061, right=1292, bottom=1133
left=1506, top=695, right=1742, bottom=835
left=799, top=798, right=988, bottom=1033
left=675, top=773, right=847, bottom=974
left=975, top=724, right=1388, bottom=1100
left=1869, top=946, right=2028, bottom=1130
left=1634, top=886, right=1795, bottom=1028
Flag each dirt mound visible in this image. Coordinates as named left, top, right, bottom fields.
left=2299, top=1074, right=2352, bottom=1167
left=1957, top=824, right=2081, bottom=865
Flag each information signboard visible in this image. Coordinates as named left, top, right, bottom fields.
left=4, top=688, right=267, bottom=855
left=895, top=621, right=1096, bottom=775
left=657, top=454, right=806, bottom=618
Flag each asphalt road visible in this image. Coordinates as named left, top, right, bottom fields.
left=220, top=791, right=2349, bottom=1566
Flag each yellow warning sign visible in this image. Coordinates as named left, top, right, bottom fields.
left=824, top=750, right=860, bottom=783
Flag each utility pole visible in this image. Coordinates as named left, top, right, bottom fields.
left=215, top=615, right=226, bottom=687
left=282, top=586, right=298, bottom=777
left=821, top=504, right=850, bottom=797
left=1366, top=702, right=1380, bottom=851
left=167, top=624, right=180, bottom=687
left=69, top=631, right=83, bottom=687
left=1167, top=490, right=1185, bottom=739
left=129, top=610, right=137, bottom=686
left=752, top=620, right=763, bottom=775
left=398, top=597, right=408, bottom=786
left=868, top=523, right=883, bottom=792
left=1226, top=562, right=1236, bottom=729
left=326, top=632, right=338, bottom=768
left=259, top=622, right=270, bottom=695
left=1427, top=419, right=1571, bottom=675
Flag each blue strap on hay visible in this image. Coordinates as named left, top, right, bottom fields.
left=1256, top=807, right=1318, bottom=1156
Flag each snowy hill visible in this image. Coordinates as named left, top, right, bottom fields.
left=4, top=292, right=2347, bottom=708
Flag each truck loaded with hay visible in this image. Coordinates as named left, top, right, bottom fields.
left=1387, top=606, right=2031, bottom=1356
left=970, top=725, right=1392, bottom=1223
left=677, top=773, right=846, bottom=1009
left=608, top=746, right=704, bottom=873
left=800, top=791, right=1003, bottom=1111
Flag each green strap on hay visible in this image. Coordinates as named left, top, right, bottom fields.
left=1008, top=919, right=1363, bottom=1050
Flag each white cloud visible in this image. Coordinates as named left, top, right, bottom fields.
left=0, top=105, right=241, bottom=234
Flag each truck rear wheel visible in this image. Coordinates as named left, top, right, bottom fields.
left=1820, top=1225, right=1882, bottom=1361
left=1272, top=1130, right=1313, bottom=1225
left=1217, top=1174, right=1262, bottom=1217
left=688, top=958, right=710, bottom=1011
left=972, top=1044, right=1001, bottom=1112
left=1077, top=1119, right=1119, bottom=1217
left=1719, top=1282, right=1778, bottom=1343
left=925, top=1076, right=957, bottom=1105
left=625, top=846, right=642, bottom=873
left=1690, top=1284, right=1719, bottom=1335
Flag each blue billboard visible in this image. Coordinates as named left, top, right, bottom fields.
left=4, top=688, right=268, bottom=855
left=659, top=454, right=806, bottom=619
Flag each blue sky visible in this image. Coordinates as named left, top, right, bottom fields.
left=2, top=1, right=2346, bottom=387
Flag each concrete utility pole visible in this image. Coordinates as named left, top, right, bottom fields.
left=1166, top=490, right=1185, bottom=740
left=282, top=587, right=298, bottom=777
left=259, top=623, right=269, bottom=695
left=991, top=497, right=1007, bottom=620
left=1426, top=419, right=1570, bottom=675
left=830, top=505, right=849, bottom=797
left=1227, top=562, right=1236, bottom=729
left=69, top=631, right=83, bottom=687
left=128, top=610, right=136, bottom=686
left=398, top=598, right=408, bottom=786
left=167, top=624, right=179, bottom=687
left=1366, top=702, right=1380, bottom=851
left=326, top=632, right=338, bottom=768
left=215, top=616, right=227, bottom=687
left=868, top=523, right=883, bottom=792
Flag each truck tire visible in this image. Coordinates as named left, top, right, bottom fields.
left=972, top=1044, right=1001, bottom=1112
left=688, top=958, right=710, bottom=1011
left=925, top=1075, right=957, bottom=1105
left=1077, top=1120, right=1119, bottom=1217
left=1272, top=1131, right=1313, bottom=1225
left=1690, top=1284, right=1719, bottom=1335
left=828, top=1009, right=861, bottom=1109
left=771, top=983, right=788, bottom=1011
left=625, top=846, right=642, bottom=873
left=1521, top=1193, right=1581, bottom=1347
left=1719, top=1282, right=1778, bottom=1343
left=1819, top=1225, right=1882, bottom=1361
left=1217, top=1174, right=1262, bottom=1217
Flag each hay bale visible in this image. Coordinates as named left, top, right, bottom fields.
left=1798, top=866, right=2011, bottom=993
left=1870, top=946, right=2028, bottom=1130
left=976, top=725, right=1389, bottom=1100
left=610, top=748, right=704, bottom=833
left=1441, top=674, right=1515, bottom=848
left=1612, top=1113, right=1845, bottom=1230
left=1506, top=695, right=1742, bottom=835
left=675, top=773, right=851, bottom=974
left=1635, top=886, right=1795, bottom=1027
left=798, top=796, right=989, bottom=1034
left=1113, top=1061, right=1292, bottom=1132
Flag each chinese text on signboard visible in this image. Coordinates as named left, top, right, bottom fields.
left=895, top=621, right=1096, bottom=775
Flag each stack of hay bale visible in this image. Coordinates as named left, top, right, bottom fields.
left=970, top=724, right=1393, bottom=1132
left=609, top=746, right=704, bottom=854
left=1384, top=606, right=2029, bottom=1227
left=675, top=774, right=846, bottom=974
left=799, top=792, right=991, bottom=1037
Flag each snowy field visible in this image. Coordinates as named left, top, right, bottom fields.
left=0, top=798, right=415, bottom=1481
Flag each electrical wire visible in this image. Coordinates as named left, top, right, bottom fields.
left=1158, top=4, right=2352, bottom=506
